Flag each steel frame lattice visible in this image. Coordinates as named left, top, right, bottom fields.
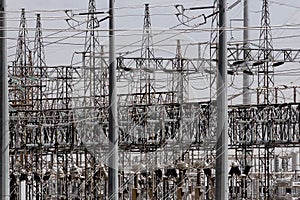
left=7, top=1, right=300, bottom=200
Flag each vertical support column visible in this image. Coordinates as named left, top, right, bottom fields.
left=258, top=0, right=274, bottom=104
left=0, top=0, right=9, bottom=199
left=108, top=0, right=119, bottom=199
left=294, top=87, right=297, bottom=103
left=243, top=0, right=251, bottom=104
left=216, top=0, right=228, bottom=199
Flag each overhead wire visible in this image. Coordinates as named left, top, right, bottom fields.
left=7, top=1, right=300, bottom=107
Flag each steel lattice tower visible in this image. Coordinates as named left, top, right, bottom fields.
left=139, top=3, right=155, bottom=105
left=75, top=0, right=108, bottom=197
left=76, top=0, right=109, bottom=146
left=141, top=4, right=154, bottom=60
left=82, top=0, right=108, bottom=113
left=174, top=40, right=186, bottom=103
left=83, top=0, right=101, bottom=106
left=33, top=14, right=47, bottom=111
left=257, top=0, right=274, bottom=104
left=31, top=13, right=46, bottom=200
left=257, top=1, right=275, bottom=198
left=10, top=9, right=32, bottom=190
left=11, top=8, right=33, bottom=110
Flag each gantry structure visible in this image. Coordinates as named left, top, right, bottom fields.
left=8, top=0, right=300, bottom=199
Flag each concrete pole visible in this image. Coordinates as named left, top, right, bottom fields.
left=108, top=0, right=119, bottom=199
left=215, top=0, right=228, bottom=199
left=243, top=0, right=251, bottom=104
left=0, top=0, right=9, bottom=199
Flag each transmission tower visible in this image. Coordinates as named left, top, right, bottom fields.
left=33, top=14, right=47, bottom=110
left=75, top=0, right=108, bottom=197
left=172, top=40, right=188, bottom=143
left=139, top=3, right=155, bottom=105
left=30, top=13, right=46, bottom=200
left=9, top=9, right=32, bottom=190
left=14, top=9, right=31, bottom=67
left=257, top=1, right=275, bottom=198
left=82, top=0, right=101, bottom=106
left=76, top=0, right=109, bottom=146
left=127, top=3, right=157, bottom=144
left=9, top=11, right=30, bottom=181
left=10, top=8, right=33, bottom=110
left=135, top=6, right=157, bottom=198
left=33, top=14, right=46, bottom=68
left=173, top=40, right=186, bottom=103
left=257, top=0, right=274, bottom=104
left=141, top=4, right=154, bottom=59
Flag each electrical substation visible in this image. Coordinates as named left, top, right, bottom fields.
left=5, top=0, right=300, bottom=199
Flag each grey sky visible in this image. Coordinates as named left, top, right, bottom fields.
left=6, top=0, right=300, bottom=103
left=6, top=0, right=300, bottom=57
